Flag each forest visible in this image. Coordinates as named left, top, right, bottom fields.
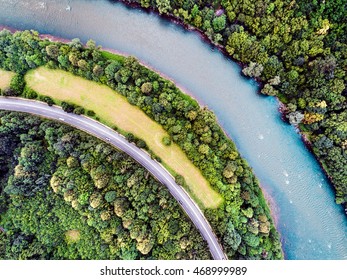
left=115, top=0, right=347, bottom=212
left=0, top=29, right=282, bottom=259
left=0, top=111, right=210, bottom=259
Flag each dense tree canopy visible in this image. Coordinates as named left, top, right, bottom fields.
left=115, top=0, right=347, bottom=211
left=0, top=29, right=282, bottom=259
left=0, top=112, right=209, bottom=260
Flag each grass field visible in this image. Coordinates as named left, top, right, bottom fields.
left=26, top=67, right=223, bottom=208
left=100, top=51, right=124, bottom=62
left=0, top=70, right=15, bottom=90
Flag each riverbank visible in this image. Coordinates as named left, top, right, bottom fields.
left=39, top=29, right=291, bottom=238
left=111, top=0, right=345, bottom=213
left=0, top=28, right=284, bottom=259
left=115, top=0, right=246, bottom=68
left=2, top=0, right=346, bottom=258
left=279, top=100, right=340, bottom=210
left=0, top=25, right=230, bottom=209
left=37, top=26, right=286, bottom=226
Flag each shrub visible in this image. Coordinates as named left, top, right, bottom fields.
left=73, top=106, right=85, bottom=115
left=162, top=136, right=171, bottom=146
left=39, top=96, right=54, bottom=106
left=61, top=101, right=75, bottom=113
left=23, top=87, right=38, bottom=99
left=86, top=110, right=96, bottom=117
left=10, top=74, right=25, bottom=96
left=136, top=139, right=147, bottom=149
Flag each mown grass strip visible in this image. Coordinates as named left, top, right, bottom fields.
left=25, top=67, right=223, bottom=208
left=0, top=69, right=15, bottom=90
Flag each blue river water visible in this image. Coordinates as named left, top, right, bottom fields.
left=0, top=0, right=346, bottom=259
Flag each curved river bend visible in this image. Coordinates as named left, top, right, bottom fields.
left=1, top=0, right=346, bottom=259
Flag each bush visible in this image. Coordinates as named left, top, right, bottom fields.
left=175, top=174, right=186, bottom=186
left=73, top=106, right=85, bottom=115
left=136, top=139, right=147, bottom=149
left=126, top=133, right=135, bottom=143
left=2, top=88, right=15, bottom=96
left=61, top=101, right=75, bottom=113
left=162, top=136, right=171, bottom=146
left=41, top=96, right=54, bottom=106
left=10, top=74, right=25, bottom=96
left=23, top=87, right=38, bottom=99
left=86, top=110, right=96, bottom=117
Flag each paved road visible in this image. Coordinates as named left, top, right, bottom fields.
left=0, top=97, right=227, bottom=260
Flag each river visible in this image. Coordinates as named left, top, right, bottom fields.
left=0, top=0, right=346, bottom=260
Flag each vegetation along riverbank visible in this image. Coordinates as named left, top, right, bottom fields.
left=0, top=29, right=283, bottom=259
left=113, top=0, right=347, bottom=213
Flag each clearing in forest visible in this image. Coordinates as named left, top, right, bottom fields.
left=25, top=67, right=223, bottom=208
left=0, top=70, right=15, bottom=90
left=65, top=230, right=81, bottom=243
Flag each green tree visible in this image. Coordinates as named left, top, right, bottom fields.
left=212, top=15, right=226, bottom=33
left=141, top=82, right=153, bottom=94
left=156, top=0, right=171, bottom=14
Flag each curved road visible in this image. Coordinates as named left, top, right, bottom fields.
left=0, top=97, right=227, bottom=260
